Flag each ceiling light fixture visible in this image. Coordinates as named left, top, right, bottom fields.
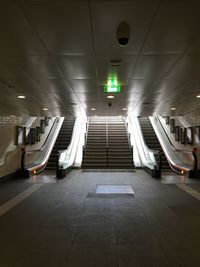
left=196, top=95, right=200, bottom=98
left=90, top=108, right=96, bottom=111
left=43, top=108, right=48, bottom=111
left=17, top=95, right=26, bottom=99
left=171, top=107, right=176, bottom=110
left=107, top=95, right=115, bottom=99
left=122, top=108, right=128, bottom=111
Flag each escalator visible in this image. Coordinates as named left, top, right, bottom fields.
left=138, top=117, right=172, bottom=172
left=45, top=117, right=75, bottom=170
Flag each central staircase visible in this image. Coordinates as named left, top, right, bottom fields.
left=82, top=116, right=134, bottom=169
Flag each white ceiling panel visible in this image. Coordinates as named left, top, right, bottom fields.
left=39, top=79, right=73, bottom=94
left=56, top=56, right=96, bottom=79
left=95, top=56, right=137, bottom=80
left=0, top=2, right=47, bottom=55
left=20, top=2, right=93, bottom=55
left=0, top=56, right=63, bottom=80
left=91, top=1, right=159, bottom=55
left=126, top=79, right=155, bottom=93
left=76, top=92, right=100, bottom=102
left=132, top=55, right=179, bottom=79
left=142, top=2, right=200, bottom=54
left=166, top=55, right=200, bottom=82
left=120, top=92, right=143, bottom=102
left=69, top=80, right=98, bottom=93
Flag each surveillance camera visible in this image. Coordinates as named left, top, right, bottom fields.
left=116, top=22, right=130, bottom=46
left=108, top=102, right=112, bottom=107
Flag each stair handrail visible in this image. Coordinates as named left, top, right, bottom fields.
left=83, top=116, right=90, bottom=151
left=123, top=116, right=133, bottom=152
left=106, top=117, right=109, bottom=167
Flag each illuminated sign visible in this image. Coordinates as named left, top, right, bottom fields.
left=104, top=79, right=121, bottom=93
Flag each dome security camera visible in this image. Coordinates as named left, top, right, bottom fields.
left=116, top=22, right=130, bottom=46
left=108, top=102, right=112, bottom=107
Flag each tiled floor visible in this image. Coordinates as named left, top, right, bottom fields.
left=0, top=170, right=200, bottom=266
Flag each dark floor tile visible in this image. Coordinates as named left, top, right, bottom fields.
left=0, top=226, right=39, bottom=244
left=115, top=226, right=158, bottom=244
left=31, top=227, right=76, bottom=245
left=114, top=212, right=148, bottom=227
left=43, top=213, right=81, bottom=227
left=67, top=244, right=117, bottom=267
left=73, top=227, right=115, bottom=244
left=0, top=245, right=26, bottom=267
left=79, top=214, right=115, bottom=227
left=82, top=204, right=113, bottom=215
left=117, top=244, right=169, bottom=267
left=160, top=241, right=200, bottom=267
left=15, top=244, right=70, bottom=267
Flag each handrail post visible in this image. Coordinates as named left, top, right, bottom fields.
left=106, top=117, right=108, bottom=168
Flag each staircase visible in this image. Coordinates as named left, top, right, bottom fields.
left=138, top=117, right=171, bottom=172
left=45, top=117, right=75, bottom=170
left=82, top=116, right=134, bottom=169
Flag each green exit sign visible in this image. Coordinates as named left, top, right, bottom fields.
left=104, top=80, right=121, bottom=93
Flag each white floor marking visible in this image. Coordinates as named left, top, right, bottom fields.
left=177, top=184, right=200, bottom=201
left=0, top=184, right=42, bottom=217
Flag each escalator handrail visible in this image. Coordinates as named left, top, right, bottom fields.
left=152, top=116, right=194, bottom=173
left=23, top=117, right=64, bottom=174
left=25, top=117, right=58, bottom=153
left=156, top=116, right=193, bottom=154
left=132, top=116, right=158, bottom=170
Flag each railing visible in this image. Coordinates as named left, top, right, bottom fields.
left=83, top=117, right=90, bottom=153
left=123, top=116, right=133, bottom=153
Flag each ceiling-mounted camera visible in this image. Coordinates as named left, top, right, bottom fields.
left=116, top=22, right=130, bottom=46
left=108, top=102, right=112, bottom=107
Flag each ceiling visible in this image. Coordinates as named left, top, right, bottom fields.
left=0, top=0, right=200, bottom=117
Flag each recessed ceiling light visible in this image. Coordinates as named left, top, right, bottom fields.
left=171, top=107, right=176, bottom=110
left=122, top=108, right=128, bottom=111
left=90, top=108, right=96, bottom=111
left=107, top=95, right=115, bottom=99
left=17, top=95, right=26, bottom=99
left=196, top=95, right=200, bottom=98
left=43, top=108, right=48, bottom=111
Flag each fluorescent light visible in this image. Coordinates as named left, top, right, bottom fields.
left=171, top=107, right=176, bottom=110
left=196, top=95, right=200, bottom=98
left=122, top=108, right=128, bottom=111
left=43, top=108, right=48, bottom=111
left=17, top=95, right=26, bottom=99
left=90, top=108, right=96, bottom=111
left=107, top=95, right=115, bottom=99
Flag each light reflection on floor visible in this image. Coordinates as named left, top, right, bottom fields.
left=161, top=173, right=196, bottom=184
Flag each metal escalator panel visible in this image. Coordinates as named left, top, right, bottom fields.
left=138, top=117, right=172, bottom=172
left=45, top=117, right=75, bottom=170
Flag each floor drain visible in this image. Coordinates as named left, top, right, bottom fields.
left=96, top=185, right=135, bottom=195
